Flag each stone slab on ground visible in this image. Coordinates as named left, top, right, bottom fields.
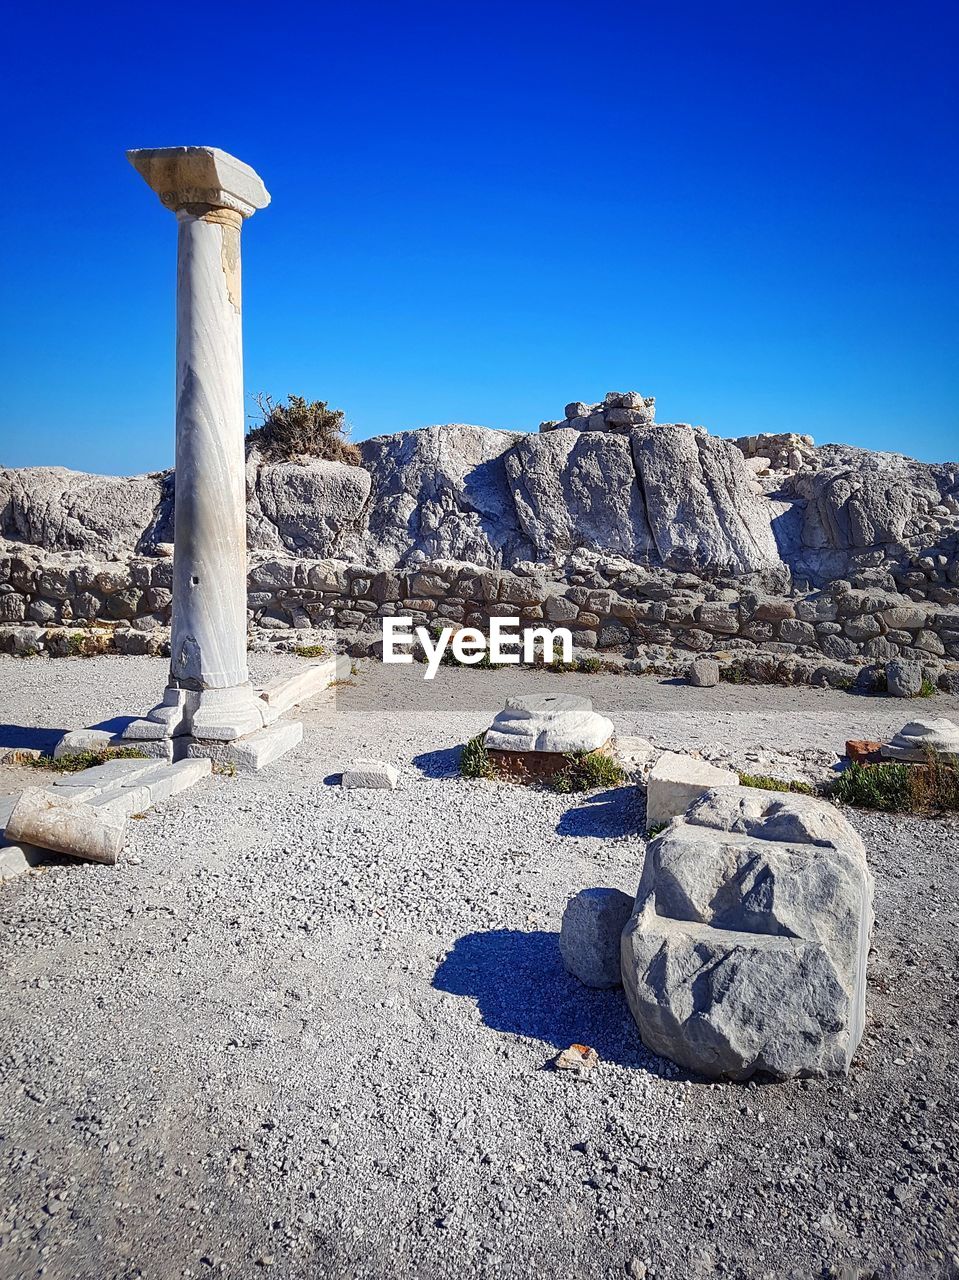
left=342, top=759, right=399, bottom=790
left=559, top=887, right=633, bottom=988
left=484, top=694, right=614, bottom=753
left=186, top=720, right=303, bottom=774
left=644, top=750, right=739, bottom=831
left=258, top=655, right=350, bottom=715
left=613, top=735, right=655, bottom=777
left=0, top=841, right=52, bottom=881
left=622, top=786, right=874, bottom=1079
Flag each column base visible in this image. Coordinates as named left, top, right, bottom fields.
left=122, top=683, right=269, bottom=743
left=186, top=720, right=303, bottom=773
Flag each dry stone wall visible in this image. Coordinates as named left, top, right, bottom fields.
left=3, top=545, right=959, bottom=691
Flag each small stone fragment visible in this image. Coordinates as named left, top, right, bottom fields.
left=341, top=759, right=398, bottom=790
left=553, top=1043, right=599, bottom=1079
left=845, top=739, right=882, bottom=764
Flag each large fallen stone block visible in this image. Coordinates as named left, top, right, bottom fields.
left=560, top=887, right=633, bottom=988
left=688, top=657, right=720, bottom=687
left=484, top=695, right=613, bottom=754
left=4, top=787, right=127, bottom=865
left=881, top=718, right=959, bottom=762
left=644, top=751, right=739, bottom=831
left=622, top=787, right=873, bottom=1079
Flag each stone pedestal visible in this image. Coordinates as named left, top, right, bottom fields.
left=122, top=147, right=300, bottom=765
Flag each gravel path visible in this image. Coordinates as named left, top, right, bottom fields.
left=0, top=655, right=957, bottom=1280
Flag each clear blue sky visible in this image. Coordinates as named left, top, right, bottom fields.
left=2, top=0, right=956, bottom=474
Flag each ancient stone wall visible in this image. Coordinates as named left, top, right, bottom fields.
left=3, top=546, right=958, bottom=690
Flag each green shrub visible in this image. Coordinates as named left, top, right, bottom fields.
left=246, top=393, right=361, bottom=465
left=460, top=734, right=495, bottom=780
left=719, top=663, right=748, bottom=685
left=26, top=746, right=147, bottom=774
left=919, top=677, right=936, bottom=698
left=738, top=772, right=815, bottom=795
left=827, top=758, right=959, bottom=813
left=550, top=751, right=626, bottom=794
left=576, top=656, right=604, bottom=674
left=293, top=644, right=327, bottom=658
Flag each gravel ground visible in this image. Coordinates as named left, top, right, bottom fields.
left=0, top=654, right=957, bottom=1280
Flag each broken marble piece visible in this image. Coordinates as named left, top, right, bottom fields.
left=484, top=695, right=613, bottom=754
left=341, top=759, right=398, bottom=790
left=559, top=887, right=633, bottom=988
left=880, top=718, right=959, bottom=762
left=644, top=751, right=739, bottom=831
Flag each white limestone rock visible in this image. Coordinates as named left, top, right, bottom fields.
left=342, top=759, right=398, bottom=790
left=504, top=430, right=656, bottom=562
left=885, top=660, right=923, bottom=698
left=484, top=695, right=613, bottom=754
left=688, top=657, right=720, bottom=687
left=881, top=718, right=959, bottom=762
left=622, top=786, right=874, bottom=1079
left=248, top=458, right=372, bottom=557
left=645, top=752, right=739, bottom=831
left=355, top=425, right=533, bottom=569
left=560, top=887, right=633, bottom=988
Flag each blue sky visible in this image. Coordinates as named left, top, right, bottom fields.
left=2, top=0, right=956, bottom=474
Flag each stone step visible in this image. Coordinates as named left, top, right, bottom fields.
left=257, top=655, right=350, bottom=716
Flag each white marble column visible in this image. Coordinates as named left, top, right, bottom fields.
left=124, top=147, right=270, bottom=741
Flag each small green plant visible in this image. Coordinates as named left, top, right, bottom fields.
left=646, top=821, right=669, bottom=838
left=246, top=393, right=361, bottom=465
left=26, top=746, right=147, bottom=774
left=550, top=751, right=626, bottom=794
left=719, top=663, right=748, bottom=685
left=460, top=734, right=495, bottom=780
left=576, top=656, right=604, bottom=674
left=918, top=677, right=936, bottom=698
left=213, top=760, right=238, bottom=777
left=828, top=755, right=959, bottom=813
left=738, top=772, right=815, bottom=795
left=293, top=644, right=327, bottom=658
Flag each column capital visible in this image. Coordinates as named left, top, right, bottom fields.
left=127, top=146, right=270, bottom=218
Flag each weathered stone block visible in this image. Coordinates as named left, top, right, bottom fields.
left=560, top=887, right=634, bottom=988
left=644, top=752, right=739, bottom=831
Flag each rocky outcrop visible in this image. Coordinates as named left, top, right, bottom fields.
left=355, top=424, right=532, bottom=568
left=3, top=390, right=959, bottom=686
left=246, top=455, right=371, bottom=557
left=0, top=466, right=171, bottom=556
left=621, top=786, right=874, bottom=1079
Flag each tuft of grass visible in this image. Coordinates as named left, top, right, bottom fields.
left=550, top=751, right=626, bottom=794
left=26, top=746, right=147, bottom=774
left=918, top=677, right=936, bottom=698
left=213, top=761, right=237, bottom=777
left=646, top=821, right=669, bottom=838
left=738, top=772, right=815, bottom=795
left=719, top=662, right=748, bottom=685
left=828, top=757, right=959, bottom=813
left=329, top=678, right=356, bottom=688
left=576, top=656, right=604, bottom=674
left=294, top=644, right=327, bottom=658
left=246, top=393, right=361, bottom=465
left=460, top=734, right=495, bottom=780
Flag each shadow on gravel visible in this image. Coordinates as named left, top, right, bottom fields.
left=433, top=928, right=661, bottom=1071
left=556, top=786, right=643, bottom=839
left=0, top=724, right=67, bottom=754
left=411, top=745, right=462, bottom=779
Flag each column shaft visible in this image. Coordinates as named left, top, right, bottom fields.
left=170, top=208, right=249, bottom=691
